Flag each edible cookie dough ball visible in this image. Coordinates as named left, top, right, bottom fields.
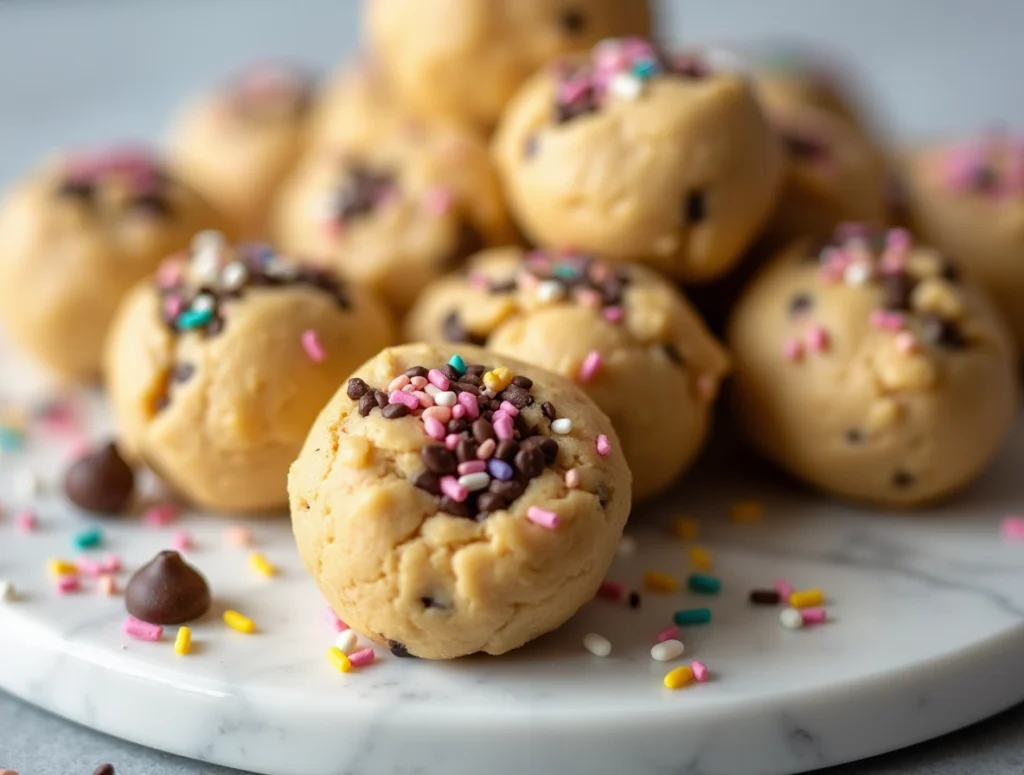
left=289, top=343, right=631, bottom=659
left=272, top=121, right=514, bottom=313
left=493, top=38, right=785, bottom=282
left=305, top=61, right=410, bottom=153
left=169, top=61, right=315, bottom=237
left=405, top=248, right=730, bottom=499
left=365, top=0, right=652, bottom=131
left=0, top=147, right=232, bottom=382
left=903, top=135, right=1024, bottom=351
left=104, top=234, right=395, bottom=513
left=728, top=225, right=1017, bottom=507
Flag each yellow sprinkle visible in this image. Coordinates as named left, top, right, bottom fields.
left=48, top=560, right=78, bottom=577
left=730, top=499, right=765, bottom=524
left=249, top=552, right=276, bottom=577
left=671, top=517, right=700, bottom=542
left=664, top=665, right=694, bottom=690
left=482, top=366, right=513, bottom=392
left=174, top=627, right=192, bottom=655
left=327, top=646, right=352, bottom=673
left=689, top=546, right=713, bottom=572
left=223, top=610, right=256, bottom=634
left=789, top=588, right=824, bottom=609
left=643, top=571, right=678, bottom=594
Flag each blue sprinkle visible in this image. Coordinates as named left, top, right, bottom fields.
left=553, top=264, right=578, bottom=278
left=177, top=308, right=213, bottom=331
left=633, top=58, right=661, bottom=78
left=73, top=528, right=103, bottom=551
left=448, top=354, right=467, bottom=375
left=487, top=459, right=514, bottom=481
left=0, top=426, right=24, bottom=453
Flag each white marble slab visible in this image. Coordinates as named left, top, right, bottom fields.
left=1, top=342, right=1022, bottom=775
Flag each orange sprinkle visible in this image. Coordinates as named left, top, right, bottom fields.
left=671, top=517, right=700, bottom=542
left=644, top=571, right=679, bottom=594
left=689, top=546, right=713, bottom=572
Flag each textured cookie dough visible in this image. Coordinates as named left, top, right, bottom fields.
left=405, top=248, right=730, bottom=499
left=104, top=233, right=395, bottom=513
left=493, top=38, right=785, bottom=282
left=272, top=121, right=514, bottom=314
left=903, top=135, right=1024, bottom=351
left=365, top=0, right=652, bottom=131
left=0, top=147, right=232, bottom=382
left=728, top=225, right=1018, bottom=507
left=289, top=343, right=631, bottom=659
left=169, top=61, right=315, bottom=237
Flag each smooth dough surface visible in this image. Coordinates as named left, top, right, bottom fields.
left=493, top=41, right=785, bottom=282
left=728, top=226, right=1018, bottom=507
left=404, top=248, right=730, bottom=499
left=289, top=342, right=631, bottom=659
left=365, top=0, right=652, bottom=131
left=104, top=236, right=395, bottom=513
left=0, top=148, right=231, bottom=382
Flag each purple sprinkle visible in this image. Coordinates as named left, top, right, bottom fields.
left=487, top=459, right=514, bottom=481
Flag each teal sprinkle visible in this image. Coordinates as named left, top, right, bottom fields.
left=687, top=573, right=721, bottom=595
left=73, top=527, right=103, bottom=551
left=553, top=265, right=578, bottom=278
left=0, top=426, right=24, bottom=453
left=633, top=58, right=661, bottom=79
left=448, top=354, right=467, bottom=375
left=673, top=607, right=712, bottom=626
left=177, top=308, right=213, bottom=331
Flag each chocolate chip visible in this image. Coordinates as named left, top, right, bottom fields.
left=500, top=383, right=534, bottom=409
left=628, top=591, right=641, bottom=609
left=388, top=640, right=414, bottom=658
left=448, top=418, right=470, bottom=435
left=941, top=262, right=961, bottom=283
left=749, top=590, right=781, bottom=605
left=490, top=479, right=524, bottom=502
left=131, top=192, right=172, bottom=217
left=358, top=392, right=377, bottom=417
left=441, top=364, right=461, bottom=382
left=456, top=438, right=478, bottom=463
left=421, top=446, right=457, bottom=475
left=477, top=492, right=507, bottom=515
left=559, top=7, right=586, bottom=33
left=662, top=343, right=685, bottom=366
left=449, top=220, right=486, bottom=267
left=684, top=189, right=706, bottom=224
left=881, top=274, right=915, bottom=311
left=347, top=377, right=370, bottom=400
left=381, top=403, right=410, bottom=419
left=511, top=376, right=533, bottom=390
left=57, top=179, right=95, bottom=201
left=420, top=596, right=437, bottom=609
left=788, top=293, right=814, bottom=317
left=374, top=390, right=389, bottom=408
left=439, top=496, right=470, bottom=518
left=332, top=163, right=395, bottom=223
left=921, top=316, right=968, bottom=350
left=442, top=311, right=486, bottom=346
left=413, top=471, right=441, bottom=496
left=64, top=442, right=135, bottom=514
left=92, top=765, right=115, bottom=775
left=845, top=428, right=865, bottom=444
left=125, top=550, right=211, bottom=625
left=892, top=470, right=915, bottom=488
left=456, top=379, right=481, bottom=393
left=541, top=402, right=557, bottom=421
left=404, top=366, right=429, bottom=379
left=522, top=436, right=558, bottom=464
left=472, top=418, right=495, bottom=444
left=515, top=448, right=545, bottom=478
left=171, top=363, right=195, bottom=383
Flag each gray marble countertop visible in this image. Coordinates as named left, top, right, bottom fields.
left=1, top=1, right=1023, bottom=773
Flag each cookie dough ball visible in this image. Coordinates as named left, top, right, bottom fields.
left=405, top=248, right=730, bottom=499
left=104, top=234, right=395, bottom=513
left=365, top=0, right=652, bottom=131
left=289, top=343, right=631, bottom=659
left=168, top=62, right=315, bottom=238
left=728, top=225, right=1017, bottom=507
left=272, top=121, right=514, bottom=313
left=493, top=39, right=785, bottom=282
left=903, top=135, right=1024, bottom=351
left=0, top=147, right=232, bottom=382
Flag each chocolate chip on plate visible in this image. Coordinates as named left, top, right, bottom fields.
left=64, top=441, right=135, bottom=514
left=125, top=550, right=211, bottom=625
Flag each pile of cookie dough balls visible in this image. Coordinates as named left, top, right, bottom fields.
left=0, top=0, right=1021, bottom=660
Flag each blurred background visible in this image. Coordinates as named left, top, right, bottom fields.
left=1, top=0, right=1022, bottom=185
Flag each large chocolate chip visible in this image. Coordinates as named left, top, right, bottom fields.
left=498, top=383, right=534, bottom=409
left=347, top=377, right=370, bottom=400
left=64, top=442, right=135, bottom=514
left=439, top=496, right=470, bottom=519
left=381, top=403, right=411, bottom=419
left=421, top=446, right=457, bottom=475
left=892, top=470, right=915, bottom=489
left=389, top=640, right=415, bottom=658
left=515, top=448, right=545, bottom=478
left=125, top=550, right=211, bottom=625
left=413, top=471, right=442, bottom=496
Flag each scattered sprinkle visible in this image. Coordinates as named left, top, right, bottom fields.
left=76, top=557, right=102, bottom=577
left=596, top=434, right=611, bottom=456
left=583, top=633, right=612, bottom=657
left=349, top=648, right=375, bottom=667
left=56, top=575, right=79, bottom=594
left=1001, top=516, right=1024, bottom=541
left=100, top=554, right=122, bottom=574
left=72, top=527, right=103, bottom=551
left=671, top=517, right=700, bottom=542
left=551, top=418, right=573, bottom=435
left=651, top=639, right=685, bottom=662
left=783, top=338, right=805, bottom=362
left=729, top=500, right=764, bottom=523
left=800, top=607, right=830, bottom=625
left=774, top=578, right=796, bottom=599
left=663, top=665, right=694, bottom=690
left=687, top=573, right=721, bottom=595
left=12, top=468, right=40, bottom=499
left=597, top=580, right=624, bottom=601
left=224, top=525, right=253, bottom=547
left=526, top=506, right=560, bottom=529
left=447, top=354, right=467, bottom=375
left=123, top=616, right=162, bottom=641
left=99, top=575, right=117, bottom=596
left=749, top=589, right=781, bottom=605
left=564, top=468, right=581, bottom=488
left=780, top=608, right=804, bottom=629
left=324, top=606, right=348, bottom=632
left=174, top=626, right=192, bottom=655
left=643, top=571, right=679, bottom=594
left=335, top=629, right=359, bottom=654
left=673, top=608, right=712, bottom=626
left=15, top=509, right=37, bottom=533
left=48, top=559, right=78, bottom=577
left=249, top=552, right=277, bottom=577
left=789, top=588, right=824, bottom=608
left=327, top=646, right=352, bottom=673
left=656, top=625, right=679, bottom=643
left=171, top=531, right=193, bottom=552
left=223, top=609, right=256, bottom=634
left=577, top=351, right=603, bottom=382
left=689, top=545, right=713, bottom=571
left=143, top=502, right=179, bottom=527
left=691, top=660, right=709, bottom=682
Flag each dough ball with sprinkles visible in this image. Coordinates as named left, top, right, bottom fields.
left=365, top=0, right=652, bottom=131
left=405, top=247, right=730, bottom=500
left=0, top=146, right=233, bottom=381
left=288, top=343, right=631, bottom=659
left=271, top=119, right=514, bottom=314
left=727, top=224, right=1017, bottom=507
left=493, top=37, right=785, bottom=282
left=103, top=233, right=395, bottom=513
left=169, top=60, right=315, bottom=237
left=902, top=134, right=1024, bottom=353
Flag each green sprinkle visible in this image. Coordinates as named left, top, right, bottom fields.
left=177, top=309, right=213, bottom=331
left=633, top=58, right=660, bottom=78
left=553, top=264, right=578, bottom=278
left=688, top=573, right=721, bottom=595
left=448, top=354, right=467, bottom=375
left=673, top=607, right=712, bottom=626
left=0, top=426, right=24, bottom=453
left=73, top=527, right=103, bottom=551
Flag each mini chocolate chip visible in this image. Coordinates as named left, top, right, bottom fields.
left=57, top=179, right=94, bottom=201
left=172, top=362, right=195, bottom=383
left=881, top=274, right=915, bottom=311
left=684, top=189, right=706, bottom=224
left=447, top=418, right=470, bottom=435
left=515, top=448, right=545, bottom=478
left=420, top=596, right=437, bottom=609
left=472, top=418, right=495, bottom=443
left=788, top=293, right=814, bottom=317
left=64, top=442, right=135, bottom=514
left=662, top=343, right=685, bottom=366
left=413, top=471, right=442, bottom=496
left=490, top=479, right=524, bottom=502
left=125, top=550, right=211, bottom=625
left=358, top=392, right=377, bottom=417
left=465, top=364, right=486, bottom=376
left=457, top=379, right=481, bottom=393
left=131, top=192, right=172, bottom=217
left=404, top=366, right=429, bottom=378
left=559, top=7, right=586, bottom=33
left=921, top=316, right=968, bottom=350
left=374, top=390, right=389, bottom=408
left=892, top=470, right=915, bottom=488
left=512, top=375, right=533, bottom=390
left=498, top=383, right=534, bottom=409
left=495, top=439, right=519, bottom=462
left=347, top=377, right=370, bottom=400
left=421, top=446, right=457, bottom=475
left=381, top=403, right=410, bottom=419
left=845, top=428, right=865, bottom=444
left=628, top=591, right=641, bottom=609
left=541, top=402, right=557, bottom=421
left=749, top=590, right=781, bottom=605
left=456, top=438, right=478, bottom=463
left=477, top=492, right=507, bottom=515
left=597, top=482, right=610, bottom=507
left=93, top=765, right=115, bottom=775
left=439, top=496, right=470, bottom=518
left=441, top=364, right=461, bottom=381
left=389, top=640, right=414, bottom=658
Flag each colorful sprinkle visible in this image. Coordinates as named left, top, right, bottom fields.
left=673, top=608, right=712, bottom=626
left=671, top=517, right=700, bottom=542
left=327, top=646, right=352, bottom=673
left=774, top=578, right=796, bottom=599
left=224, top=525, right=253, bottom=547
left=663, top=665, right=694, bottom=690
left=651, top=639, right=685, bottom=662
left=440, top=476, right=469, bottom=503
left=98, top=575, right=117, bottom=596
left=1000, top=516, right=1024, bottom=541
left=223, top=609, right=256, bottom=634
left=100, top=554, right=122, bottom=574
left=564, top=468, right=581, bottom=488
left=171, top=531, right=193, bottom=552
left=583, top=633, right=612, bottom=657
left=691, top=660, right=709, bottom=682
left=643, top=571, right=678, bottom=594
left=656, top=625, right=680, bottom=643
left=48, top=559, right=78, bottom=577
left=805, top=324, right=831, bottom=353
left=871, top=310, right=906, bottom=331
left=55, top=575, right=79, bottom=595
left=335, top=629, right=359, bottom=654
left=76, top=557, right=102, bottom=577
left=894, top=331, right=918, bottom=354
left=349, top=648, right=375, bottom=667
left=250, top=552, right=277, bottom=577
left=143, top=502, right=179, bottom=527
left=300, top=329, right=327, bottom=363
left=448, top=354, right=467, bottom=375
left=578, top=351, right=603, bottom=382
left=174, top=626, right=192, bottom=655
left=551, top=418, right=573, bottom=435
left=324, top=606, right=348, bottom=632
left=14, top=509, right=37, bottom=533
left=526, top=506, right=560, bottom=529
left=72, top=527, right=103, bottom=550
left=789, top=588, right=825, bottom=608
left=597, top=580, right=624, bottom=601
left=689, top=546, right=713, bottom=572
left=687, top=573, right=721, bottom=595
left=123, top=616, right=162, bottom=641
left=783, top=338, right=805, bottom=362
left=596, top=434, right=611, bottom=456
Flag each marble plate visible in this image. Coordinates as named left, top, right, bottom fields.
left=0, top=345, right=1022, bottom=775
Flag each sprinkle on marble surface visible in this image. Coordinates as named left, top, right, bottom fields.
left=663, top=665, right=694, bottom=690
left=175, top=626, right=192, bottom=655
left=249, top=552, right=277, bottom=577
left=224, top=609, right=256, bottom=634
left=689, top=545, right=713, bottom=571
left=143, top=502, right=179, bottom=527
left=643, top=571, right=678, bottom=594
left=1001, top=516, right=1024, bottom=541
left=583, top=633, right=612, bottom=657
left=349, top=648, right=375, bottom=668
left=671, top=517, right=700, bottom=542
left=123, top=616, right=162, bottom=641
left=335, top=629, right=359, bottom=655
left=224, top=525, right=253, bottom=547
left=324, top=606, right=348, bottom=632
left=327, top=646, right=352, bottom=673
left=789, top=588, right=825, bottom=608
left=15, top=508, right=37, bottom=533
left=651, top=639, right=685, bottom=662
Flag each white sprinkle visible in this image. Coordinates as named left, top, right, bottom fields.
left=191, top=293, right=216, bottom=314
left=583, top=633, right=612, bottom=657
left=335, top=629, right=359, bottom=654
left=424, top=384, right=441, bottom=397
left=651, top=639, right=685, bottom=662
left=220, top=261, right=248, bottom=291
left=482, top=389, right=497, bottom=399
left=13, top=468, right=40, bottom=499
left=458, top=472, right=491, bottom=492
left=609, top=73, right=644, bottom=100
left=551, top=418, right=573, bottom=435
left=0, top=581, right=14, bottom=602
left=844, top=261, right=873, bottom=286
left=617, top=535, right=638, bottom=557
left=780, top=608, right=804, bottom=630
left=191, top=229, right=226, bottom=252
left=434, top=391, right=457, bottom=407
left=535, top=280, right=566, bottom=304
left=191, top=251, right=220, bottom=284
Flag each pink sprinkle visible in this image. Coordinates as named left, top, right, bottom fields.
left=387, top=375, right=411, bottom=393
left=171, top=531, right=193, bottom=552
left=56, top=575, right=79, bottom=594
left=349, top=648, right=375, bottom=667
left=468, top=272, right=490, bottom=291
left=564, top=468, right=580, bottom=489
left=451, top=404, right=466, bottom=419
left=774, top=579, right=795, bottom=599
left=422, top=406, right=452, bottom=424
left=143, top=502, right=179, bottom=527
left=423, top=417, right=447, bottom=440
left=783, top=338, right=805, bottom=362
left=801, top=608, right=829, bottom=625
left=410, top=376, right=428, bottom=389
left=578, top=350, right=603, bottom=382
left=657, top=625, right=680, bottom=643
left=99, top=575, right=117, bottom=596
left=885, top=227, right=912, bottom=253
left=575, top=289, right=603, bottom=308
left=424, top=186, right=454, bottom=216
left=894, top=331, right=918, bottom=354
left=499, top=400, right=520, bottom=417
left=558, top=76, right=592, bottom=104
left=100, top=555, right=122, bottom=574
left=596, top=434, right=611, bottom=457
left=805, top=324, right=830, bottom=353
left=476, top=439, right=496, bottom=460
left=457, top=392, right=479, bottom=420
left=402, top=383, right=415, bottom=393
left=493, top=413, right=515, bottom=441
left=412, top=391, right=435, bottom=408
left=445, top=434, right=461, bottom=450
left=458, top=460, right=486, bottom=475
left=15, top=509, right=37, bottom=533
left=943, top=142, right=986, bottom=190
left=602, top=306, right=624, bottom=323
left=389, top=390, right=419, bottom=410
left=440, top=476, right=469, bottom=503
left=123, top=616, right=162, bottom=642
left=301, top=330, right=327, bottom=364
left=324, top=606, right=348, bottom=632
left=691, top=660, right=709, bottom=682
left=156, top=260, right=183, bottom=288
left=526, top=506, right=560, bottom=529
left=163, top=295, right=185, bottom=320
left=427, top=369, right=450, bottom=391
left=597, top=580, right=624, bottom=601
left=879, top=252, right=907, bottom=275
left=871, top=310, right=906, bottom=332
left=837, top=222, right=870, bottom=241
left=224, top=525, right=253, bottom=547
left=1001, top=516, right=1024, bottom=541
left=76, top=557, right=102, bottom=577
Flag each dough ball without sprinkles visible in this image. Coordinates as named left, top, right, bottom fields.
left=288, top=343, right=631, bottom=659
left=103, top=234, right=396, bottom=513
